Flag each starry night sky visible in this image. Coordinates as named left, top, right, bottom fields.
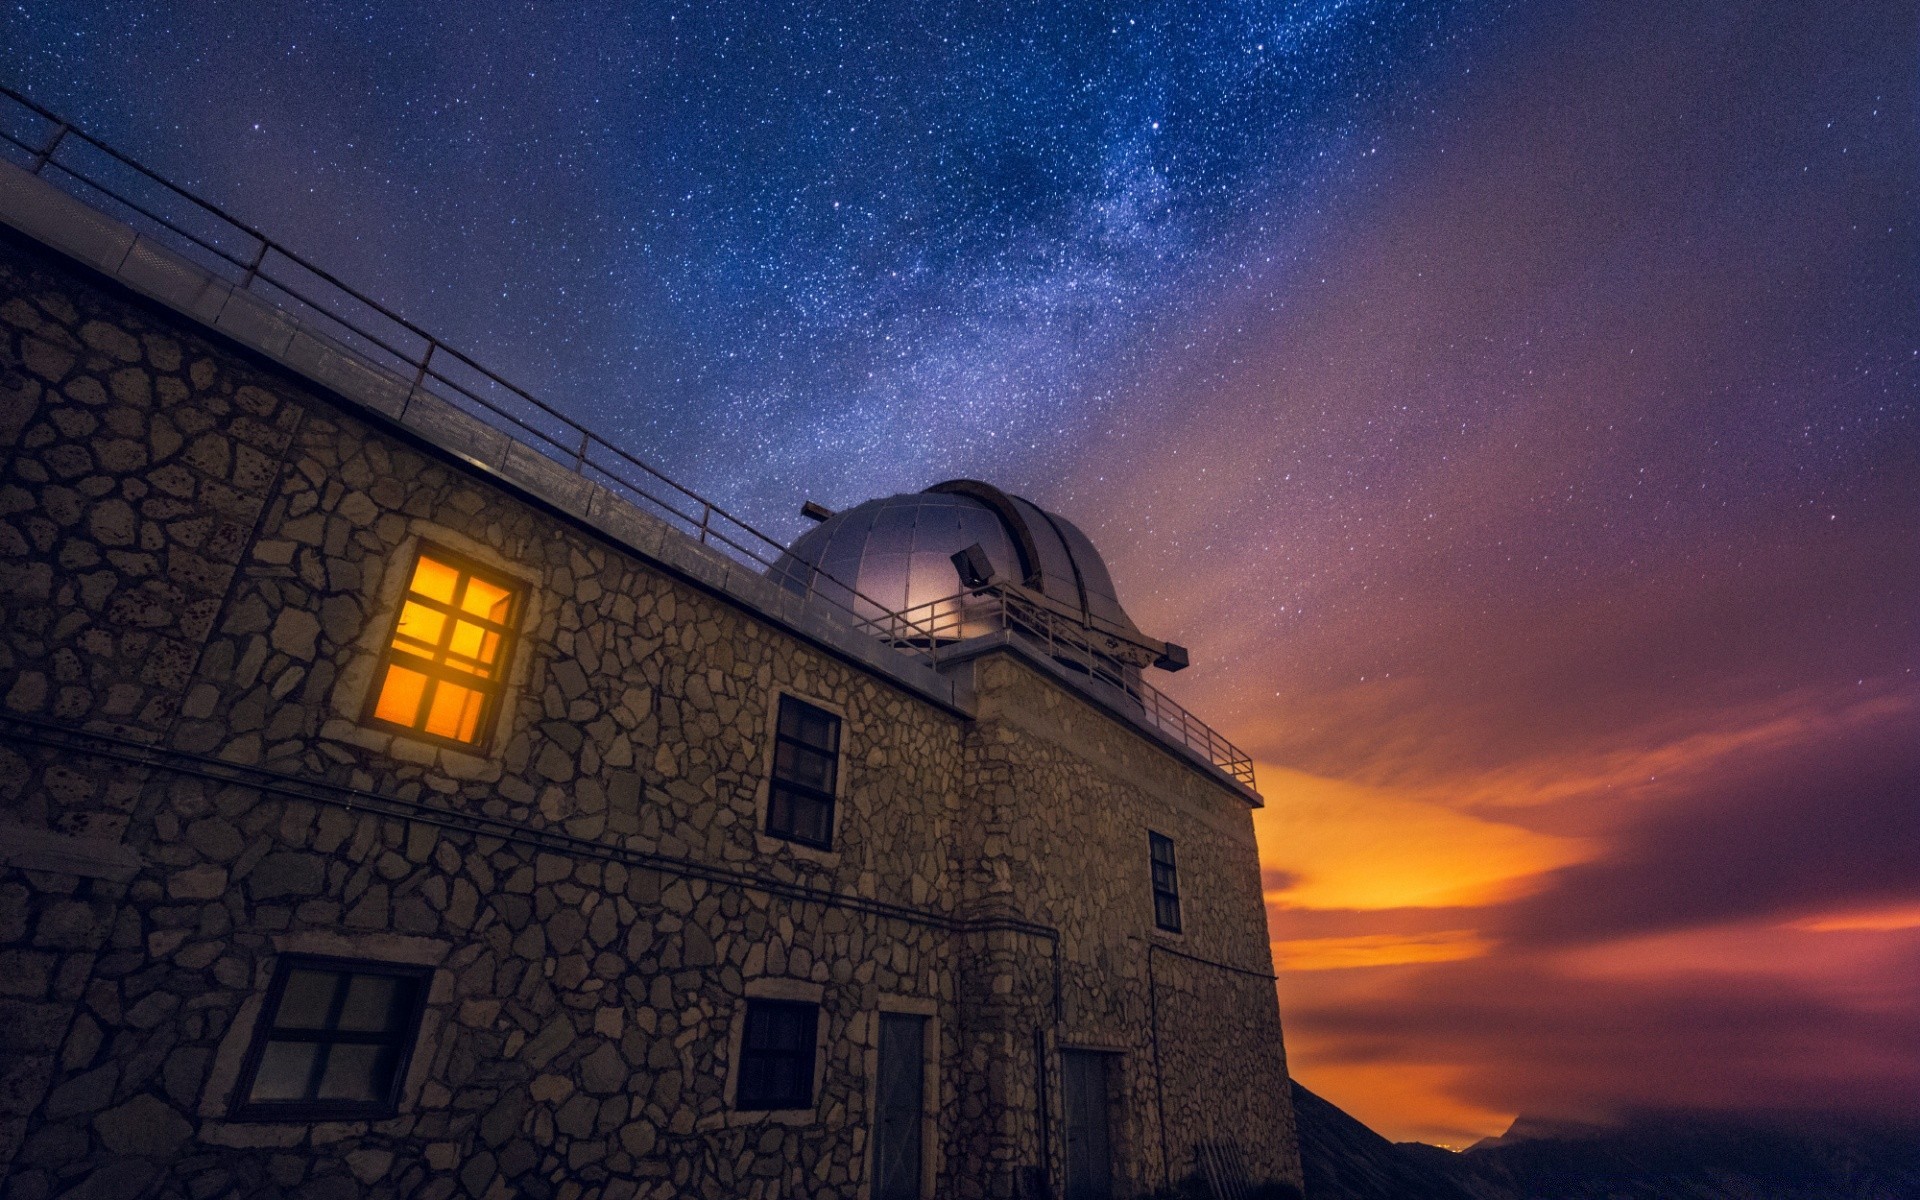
left=7, top=0, right=1915, bottom=1144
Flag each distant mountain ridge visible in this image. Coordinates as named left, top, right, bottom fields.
left=1291, top=1080, right=1920, bottom=1200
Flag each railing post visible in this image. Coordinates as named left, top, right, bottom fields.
left=29, top=123, right=68, bottom=175
left=402, top=343, right=435, bottom=420
left=241, top=239, right=268, bottom=289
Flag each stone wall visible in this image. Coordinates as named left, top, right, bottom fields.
left=959, top=652, right=1302, bottom=1194
left=0, top=215, right=1298, bottom=1200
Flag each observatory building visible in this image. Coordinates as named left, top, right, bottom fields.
left=0, top=98, right=1300, bottom=1200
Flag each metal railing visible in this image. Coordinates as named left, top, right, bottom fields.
left=0, top=84, right=1254, bottom=792
left=0, top=84, right=929, bottom=654
left=842, top=584, right=1257, bottom=789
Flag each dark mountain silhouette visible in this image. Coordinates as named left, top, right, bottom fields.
left=1291, top=1080, right=1920, bottom=1200
left=1292, top=1079, right=1483, bottom=1200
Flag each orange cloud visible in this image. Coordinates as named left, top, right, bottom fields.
left=1792, top=903, right=1920, bottom=933
left=1253, top=764, right=1591, bottom=911
left=1275, top=930, right=1490, bottom=971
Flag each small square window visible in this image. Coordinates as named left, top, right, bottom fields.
left=365, top=548, right=521, bottom=748
left=1149, top=831, right=1182, bottom=933
left=766, top=696, right=840, bottom=849
left=735, top=998, right=820, bottom=1110
left=232, top=956, right=430, bottom=1121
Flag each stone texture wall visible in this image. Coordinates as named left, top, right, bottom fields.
left=0, top=228, right=967, bottom=1200
left=960, top=652, right=1302, bottom=1195
left=0, top=220, right=1297, bottom=1200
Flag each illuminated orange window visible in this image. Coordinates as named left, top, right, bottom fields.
left=365, top=549, right=520, bottom=747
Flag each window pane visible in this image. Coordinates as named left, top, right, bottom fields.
left=779, top=697, right=838, bottom=750
left=338, top=975, right=402, bottom=1032
left=394, top=601, right=447, bottom=649
left=423, top=681, right=483, bottom=741
left=768, top=1008, right=803, bottom=1049
left=791, top=795, right=831, bottom=846
left=461, top=575, right=513, bottom=622
left=456, top=687, right=485, bottom=742
left=745, top=1006, right=775, bottom=1050
left=372, top=665, right=429, bottom=726
left=316, top=1042, right=386, bottom=1101
left=410, top=556, right=460, bottom=603
left=1157, top=895, right=1182, bottom=932
left=769, top=787, right=831, bottom=846
left=275, top=968, right=340, bottom=1029
left=769, top=1054, right=803, bottom=1105
left=775, top=742, right=833, bottom=792
left=447, top=619, right=488, bottom=662
left=249, top=1040, right=319, bottom=1101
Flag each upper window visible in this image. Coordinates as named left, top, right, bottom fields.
left=233, top=955, right=430, bottom=1120
left=735, top=998, right=820, bottom=1110
left=1149, top=831, right=1182, bottom=933
left=367, top=548, right=519, bottom=747
left=766, top=695, right=841, bottom=849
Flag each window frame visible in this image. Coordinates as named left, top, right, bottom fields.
left=1148, top=831, right=1183, bottom=934
left=229, top=953, right=433, bottom=1123
left=765, top=694, right=842, bottom=851
left=361, top=544, right=522, bottom=751
left=733, top=997, right=822, bottom=1111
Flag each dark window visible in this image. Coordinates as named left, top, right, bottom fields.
left=767, top=695, right=840, bottom=849
left=1149, top=832, right=1182, bottom=933
left=232, top=956, right=430, bottom=1120
left=735, top=999, right=820, bottom=1110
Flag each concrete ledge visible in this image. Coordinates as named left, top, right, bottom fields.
left=400, top=390, right=512, bottom=470
left=720, top=562, right=786, bottom=619
left=213, top=286, right=299, bottom=357
left=588, top=488, right=669, bottom=560
left=652, top=529, right=732, bottom=593
left=118, top=235, right=233, bottom=325
left=0, top=160, right=135, bottom=276
left=286, top=331, right=410, bottom=419
left=500, top=441, right=592, bottom=518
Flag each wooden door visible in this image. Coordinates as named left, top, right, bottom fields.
left=1062, top=1050, right=1113, bottom=1200
left=873, top=1013, right=927, bottom=1199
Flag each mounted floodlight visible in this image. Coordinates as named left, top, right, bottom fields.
left=950, top=543, right=996, bottom=590
left=799, top=500, right=835, bottom=523
left=1153, top=642, right=1190, bottom=672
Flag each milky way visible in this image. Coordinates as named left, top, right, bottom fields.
left=6, top=0, right=1914, bottom=1144
left=0, top=0, right=1494, bottom=517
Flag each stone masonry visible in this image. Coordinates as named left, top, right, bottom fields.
left=0, top=175, right=1300, bottom=1200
